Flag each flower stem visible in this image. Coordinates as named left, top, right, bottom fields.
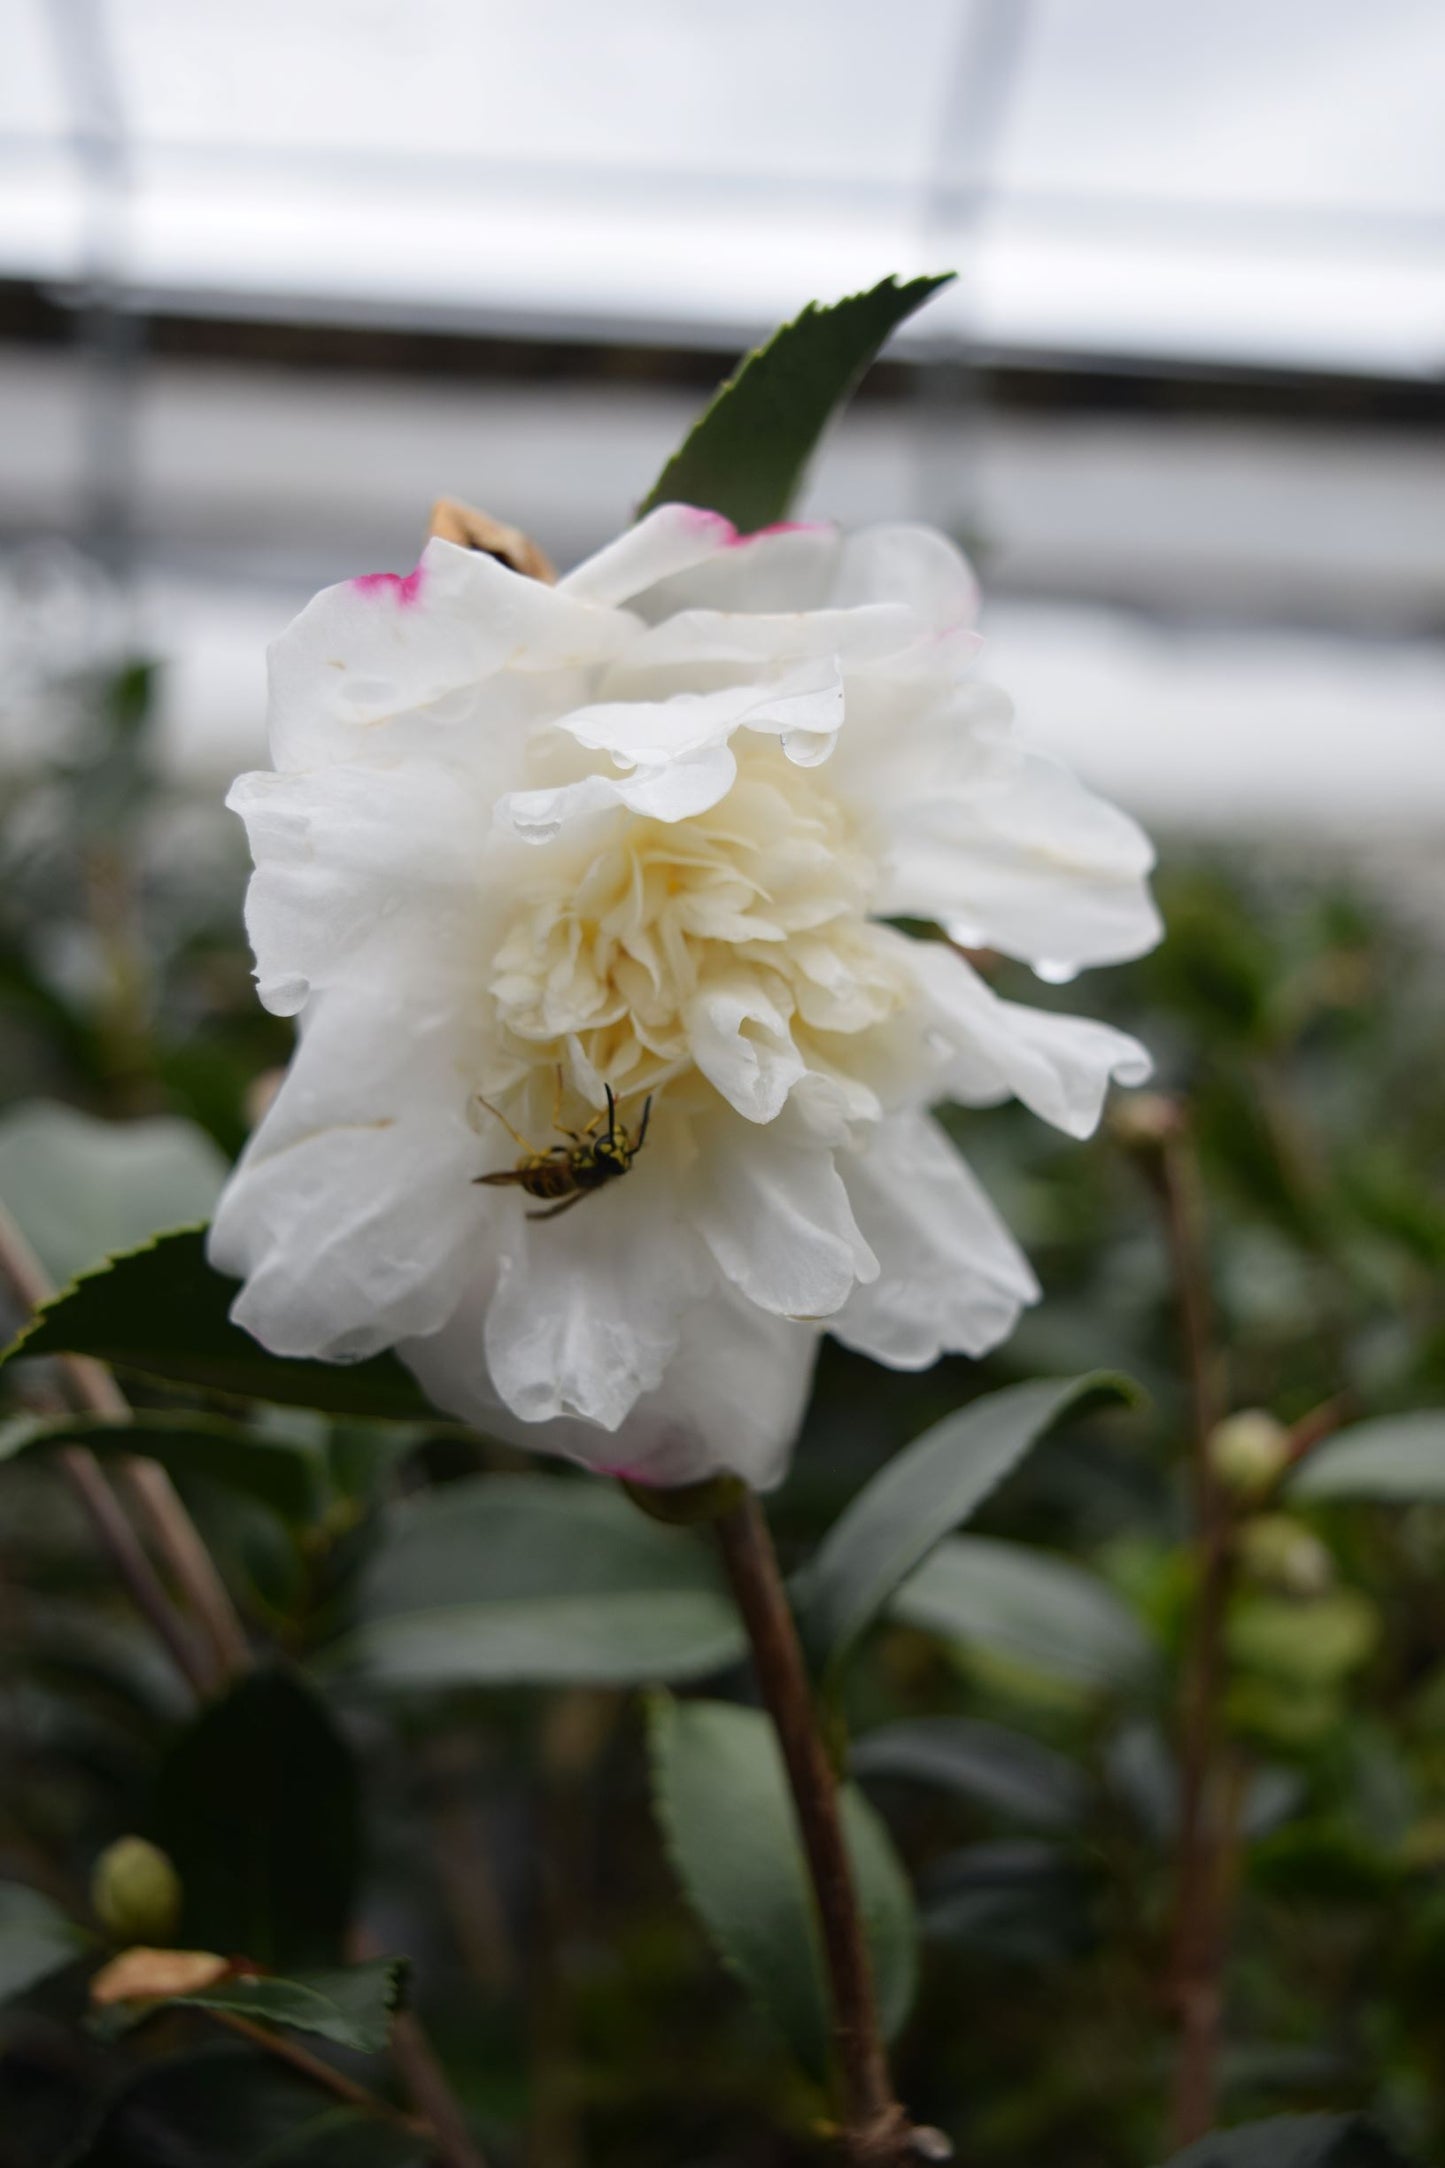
left=1153, top=1121, right=1234, bottom=2149
left=0, top=1197, right=249, bottom=1688
left=207, top=2008, right=427, bottom=2135
left=714, top=1492, right=930, bottom=2167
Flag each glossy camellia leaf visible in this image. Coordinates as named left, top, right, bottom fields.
left=800, top=1374, right=1135, bottom=1676
left=891, top=1535, right=1154, bottom=1693
left=1159, top=2112, right=1412, bottom=2166
left=648, top=1694, right=916, bottom=2080
left=319, top=1474, right=745, bottom=1690
left=1288, top=1413, right=1445, bottom=1503
left=638, top=272, right=952, bottom=529
left=0, top=1408, right=325, bottom=1521
left=0, top=1881, right=87, bottom=2002
left=0, top=1099, right=227, bottom=1288
left=920, top=1840, right=1097, bottom=1966
left=155, top=1668, right=359, bottom=1971
left=166, top=1959, right=406, bottom=2055
left=851, top=1717, right=1089, bottom=1832
left=71, top=2048, right=429, bottom=2168
left=1, top=1228, right=438, bottom=1420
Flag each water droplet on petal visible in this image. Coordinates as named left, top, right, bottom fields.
left=1035, top=957, right=1079, bottom=985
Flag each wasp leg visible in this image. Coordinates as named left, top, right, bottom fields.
left=526, top=1191, right=586, bottom=1223
left=474, top=1092, right=539, bottom=1155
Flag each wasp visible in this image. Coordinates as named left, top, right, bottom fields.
left=473, top=1080, right=653, bottom=1222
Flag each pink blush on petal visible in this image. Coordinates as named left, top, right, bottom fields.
left=352, top=565, right=426, bottom=606
left=723, top=519, right=831, bottom=547
left=677, top=506, right=738, bottom=544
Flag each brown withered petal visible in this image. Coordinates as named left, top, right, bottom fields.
left=90, top=1946, right=231, bottom=2006
left=426, top=497, right=556, bottom=583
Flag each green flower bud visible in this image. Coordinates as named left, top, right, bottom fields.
left=1236, top=1514, right=1334, bottom=1598
left=91, top=1837, right=182, bottom=1946
left=1108, top=1091, right=1186, bottom=1153
left=1208, top=1409, right=1292, bottom=1496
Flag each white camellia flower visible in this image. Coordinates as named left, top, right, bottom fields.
left=211, top=508, right=1158, bottom=1487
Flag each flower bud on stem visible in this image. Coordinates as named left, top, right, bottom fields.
left=713, top=1491, right=937, bottom=2166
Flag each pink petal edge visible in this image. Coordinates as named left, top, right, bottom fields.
left=351, top=565, right=426, bottom=606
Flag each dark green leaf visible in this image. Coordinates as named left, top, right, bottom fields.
left=0, top=1409, right=324, bottom=1521
left=70, top=2047, right=429, bottom=2167
left=647, top=1694, right=916, bottom=2079
left=104, top=657, right=159, bottom=741
left=801, top=1375, right=1135, bottom=1675
left=1159, top=2112, right=1412, bottom=2167
left=0, top=1880, right=86, bottom=2002
left=155, top=1668, right=359, bottom=1970
left=892, top=1535, right=1154, bottom=1692
left=638, top=273, right=952, bottom=529
left=172, top=1959, right=406, bottom=2054
left=852, top=1717, right=1088, bottom=1831
left=319, top=1474, right=744, bottom=1689
left=921, top=1840, right=1096, bottom=1965
left=1289, top=1412, right=1445, bottom=1503
left=3, top=1228, right=439, bottom=1420
left=0, top=1100, right=226, bottom=1287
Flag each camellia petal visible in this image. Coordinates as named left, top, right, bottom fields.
left=688, top=1109, right=879, bottom=1321
left=216, top=505, right=1161, bottom=1485
left=209, top=991, right=482, bottom=1358
left=832, top=1112, right=1040, bottom=1368
left=908, top=941, right=1152, bottom=1138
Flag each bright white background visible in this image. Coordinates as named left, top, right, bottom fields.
left=1, top=0, right=1443, bottom=870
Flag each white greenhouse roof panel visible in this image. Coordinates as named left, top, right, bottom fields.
left=2, top=0, right=1442, bottom=377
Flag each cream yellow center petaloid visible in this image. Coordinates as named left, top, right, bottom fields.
left=485, top=742, right=910, bottom=1125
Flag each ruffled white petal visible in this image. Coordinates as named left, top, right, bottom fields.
left=400, top=1272, right=819, bottom=1490
left=559, top=504, right=739, bottom=606
left=228, top=760, right=484, bottom=1016
left=630, top=523, right=843, bottom=619
left=907, top=939, right=1151, bottom=1138
left=688, top=1109, right=877, bottom=1319
left=604, top=602, right=918, bottom=687
left=872, top=703, right=1161, bottom=969
left=832, top=1112, right=1039, bottom=1368
left=828, top=523, right=980, bottom=630
left=268, top=538, right=632, bottom=772
left=496, top=746, right=738, bottom=843
left=559, top=657, right=844, bottom=771
left=685, top=970, right=808, bottom=1123
left=209, top=989, right=481, bottom=1358
left=480, top=1155, right=710, bottom=1429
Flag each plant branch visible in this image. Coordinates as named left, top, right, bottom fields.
left=207, top=2008, right=427, bottom=2134
left=714, top=1492, right=934, bottom=2167
left=1154, top=1119, right=1234, bottom=2149
left=55, top=1439, right=214, bottom=1695
left=0, top=1196, right=248, bottom=1685
left=350, top=1923, right=492, bottom=2168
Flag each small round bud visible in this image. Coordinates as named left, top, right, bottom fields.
left=1208, top=1409, right=1292, bottom=1496
left=1237, top=1514, right=1334, bottom=1599
left=1109, top=1092, right=1186, bottom=1153
left=91, top=1836, right=182, bottom=1946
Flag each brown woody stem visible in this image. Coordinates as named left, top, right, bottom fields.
left=714, top=1491, right=927, bottom=2167
left=1155, top=1125, right=1234, bottom=2148
left=207, top=2009, right=426, bottom=2132
left=0, top=1199, right=248, bottom=1689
